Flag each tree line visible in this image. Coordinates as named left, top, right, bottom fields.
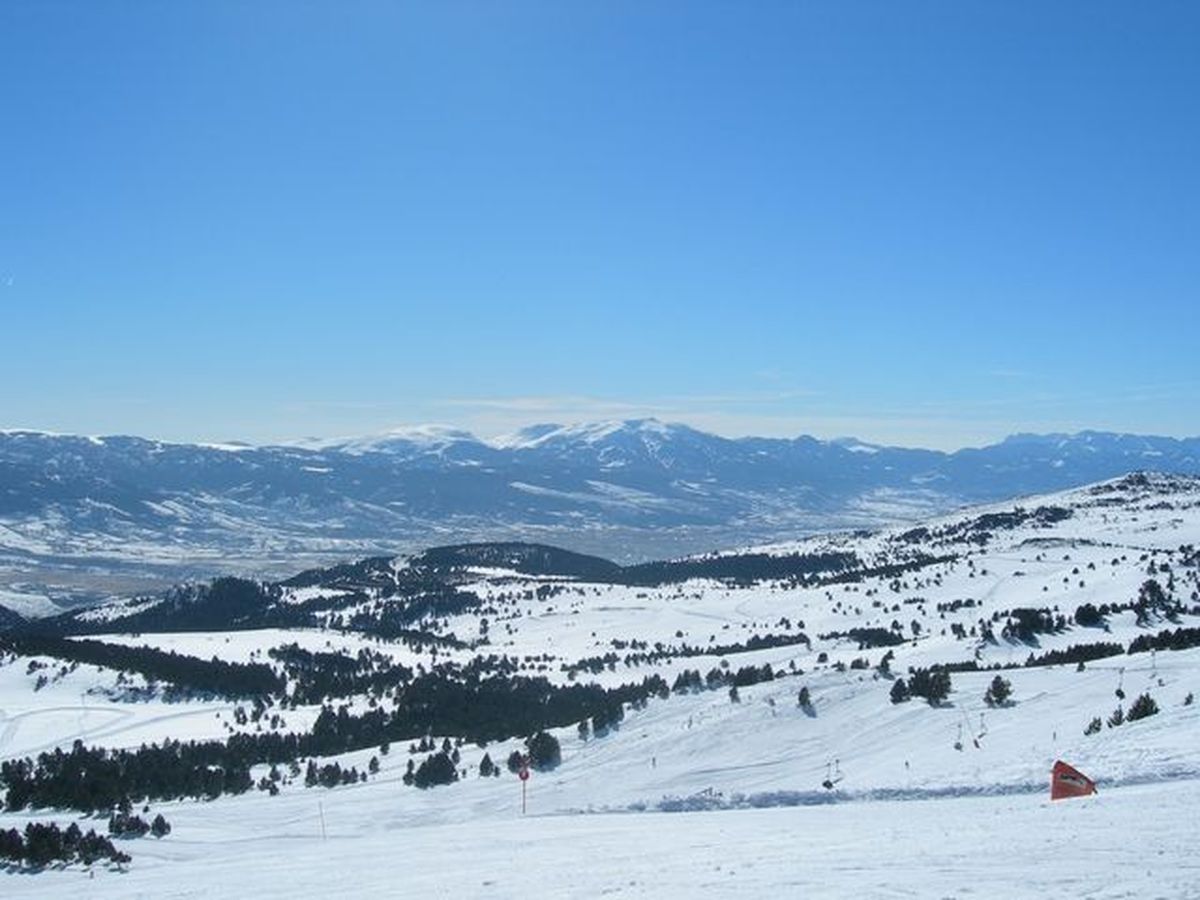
left=1, top=634, right=284, bottom=698
left=1, top=670, right=668, bottom=813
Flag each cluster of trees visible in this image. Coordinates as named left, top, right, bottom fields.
left=1063, top=579, right=1185, bottom=632
left=344, top=584, right=483, bottom=638
left=0, top=635, right=283, bottom=699
left=499, top=733, right=561, bottom=773
left=563, top=631, right=811, bottom=678
left=1073, top=603, right=1106, bottom=627
left=0, top=822, right=130, bottom=868
left=1095, top=692, right=1160, bottom=734
left=304, top=759, right=365, bottom=789
left=890, top=668, right=952, bottom=705
left=1133, top=579, right=1179, bottom=625
left=57, top=578, right=281, bottom=636
left=818, top=627, right=905, bottom=649
left=670, top=663, right=779, bottom=696
left=269, top=643, right=413, bottom=704
left=108, top=808, right=171, bottom=838
left=923, top=505, right=1072, bottom=546
left=409, top=752, right=458, bottom=788
left=586, top=700, right=626, bottom=737
left=2, top=670, right=667, bottom=812
left=1127, top=693, right=1159, bottom=721
left=1128, top=626, right=1200, bottom=654
left=618, top=551, right=860, bottom=588
left=2, top=738, right=256, bottom=812
left=1025, top=641, right=1124, bottom=668
left=992, top=607, right=1067, bottom=643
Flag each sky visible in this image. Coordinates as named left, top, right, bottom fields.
left=1, top=1, right=1197, bottom=451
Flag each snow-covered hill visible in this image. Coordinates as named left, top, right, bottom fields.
left=0, top=472, right=1198, bottom=894
left=2, top=424, right=1198, bottom=614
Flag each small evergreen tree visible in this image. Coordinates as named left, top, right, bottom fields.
left=525, top=731, right=562, bottom=771
left=1127, top=692, right=1159, bottom=721
left=23, top=822, right=65, bottom=866
left=0, top=827, right=24, bottom=862
left=150, top=814, right=171, bottom=838
left=890, top=678, right=910, bottom=704
left=797, top=686, right=813, bottom=710
left=1084, top=716, right=1102, bottom=736
left=926, top=670, right=951, bottom=705
left=906, top=668, right=951, bottom=705
left=479, top=753, right=496, bottom=778
left=108, top=811, right=150, bottom=838
left=412, top=752, right=458, bottom=789
left=984, top=675, right=1012, bottom=707
left=1107, top=705, right=1125, bottom=728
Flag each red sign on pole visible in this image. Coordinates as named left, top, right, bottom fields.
left=516, top=753, right=532, bottom=815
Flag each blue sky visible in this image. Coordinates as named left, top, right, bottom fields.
left=1, top=2, right=1197, bottom=450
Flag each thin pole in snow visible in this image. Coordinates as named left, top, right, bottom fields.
left=319, top=801, right=327, bottom=840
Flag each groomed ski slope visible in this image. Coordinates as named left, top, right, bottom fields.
left=2, top=645, right=1198, bottom=897
left=2, top=779, right=1198, bottom=897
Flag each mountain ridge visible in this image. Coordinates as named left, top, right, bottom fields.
left=1, top=422, right=1197, bottom=609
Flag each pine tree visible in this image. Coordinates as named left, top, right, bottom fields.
left=984, top=675, right=1012, bottom=707
left=0, top=827, right=24, bottom=863
left=1127, top=693, right=1159, bottom=721
left=24, top=822, right=65, bottom=866
left=150, top=814, right=171, bottom=838
left=890, top=678, right=910, bottom=704
left=412, top=752, right=458, bottom=789
left=525, top=731, right=562, bottom=771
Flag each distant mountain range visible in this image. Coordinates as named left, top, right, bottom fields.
left=1, top=421, right=1197, bottom=606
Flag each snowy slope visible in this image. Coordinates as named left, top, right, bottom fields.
left=1, top=472, right=1199, bottom=896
